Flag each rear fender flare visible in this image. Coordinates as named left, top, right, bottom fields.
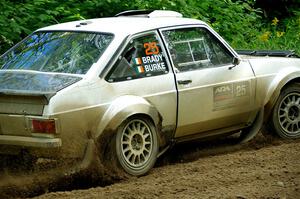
left=94, top=95, right=161, bottom=139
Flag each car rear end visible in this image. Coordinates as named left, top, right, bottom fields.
left=0, top=30, right=114, bottom=163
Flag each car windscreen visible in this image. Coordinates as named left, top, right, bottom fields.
left=0, top=31, right=113, bottom=74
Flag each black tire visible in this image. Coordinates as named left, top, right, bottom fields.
left=271, top=83, right=300, bottom=139
left=115, top=117, right=158, bottom=176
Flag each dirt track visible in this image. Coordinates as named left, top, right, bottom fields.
left=1, top=132, right=300, bottom=199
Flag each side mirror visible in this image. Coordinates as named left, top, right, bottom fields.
left=233, top=57, right=241, bottom=65
left=229, top=57, right=241, bottom=70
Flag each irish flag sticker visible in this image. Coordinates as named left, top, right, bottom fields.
left=134, top=58, right=142, bottom=65
left=136, top=65, right=145, bottom=73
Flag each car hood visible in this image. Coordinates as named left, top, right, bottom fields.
left=0, top=70, right=82, bottom=98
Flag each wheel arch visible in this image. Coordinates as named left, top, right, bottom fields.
left=94, top=95, right=162, bottom=142
left=263, top=69, right=300, bottom=121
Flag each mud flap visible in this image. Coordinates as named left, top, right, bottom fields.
left=239, top=107, right=264, bottom=143
left=66, top=139, right=100, bottom=175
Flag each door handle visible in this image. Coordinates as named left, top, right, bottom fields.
left=177, top=79, right=192, bottom=85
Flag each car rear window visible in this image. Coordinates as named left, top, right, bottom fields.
left=0, top=31, right=113, bottom=74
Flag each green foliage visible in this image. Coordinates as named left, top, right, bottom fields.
left=0, top=0, right=299, bottom=55
left=0, top=0, right=88, bottom=53
left=235, top=15, right=300, bottom=54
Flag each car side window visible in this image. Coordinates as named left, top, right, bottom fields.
left=162, top=27, right=233, bottom=73
left=106, top=34, right=168, bottom=82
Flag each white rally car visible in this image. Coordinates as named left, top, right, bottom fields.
left=0, top=10, right=300, bottom=176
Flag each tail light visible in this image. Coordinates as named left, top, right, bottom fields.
left=31, top=119, right=56, bottom=134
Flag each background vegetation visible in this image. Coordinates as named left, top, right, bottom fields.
left=0, top=0, right=299, bottom=55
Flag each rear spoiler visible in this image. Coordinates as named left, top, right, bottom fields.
left=236, top=50, right=299, bottom=58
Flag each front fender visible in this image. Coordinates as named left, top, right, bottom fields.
left=263, top=67, right=300, bottom=117
left=94, top=95, right=161, bottom=139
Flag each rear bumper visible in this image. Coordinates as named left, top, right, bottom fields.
left=0, top=135, right=61, bottom=148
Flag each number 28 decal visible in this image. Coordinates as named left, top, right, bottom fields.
left=144, top=42, right=159, bottom=55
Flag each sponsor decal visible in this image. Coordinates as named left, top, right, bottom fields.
left=214, top=85, right=233, bottom=101
left=213, top=82, right=250, bottom=111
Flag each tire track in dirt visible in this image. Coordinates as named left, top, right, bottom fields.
left=1, top=131, right=300, bottom=198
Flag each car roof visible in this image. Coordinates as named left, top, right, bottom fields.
left=38, top=11, right=205, bottom=36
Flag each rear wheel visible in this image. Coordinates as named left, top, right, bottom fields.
left=271, top=84, right=300, bottom=139
left=115, top=117, right=158, bottom=176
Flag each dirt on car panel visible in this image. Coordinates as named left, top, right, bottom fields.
left=0, top=130, right=299, bottom=198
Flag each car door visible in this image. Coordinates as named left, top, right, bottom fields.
left=160, top=26, right=256, bottom=138
left=104, top=31, right=177, bottom=137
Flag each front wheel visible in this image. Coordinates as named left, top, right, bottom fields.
left=271, top=83, right=300, bottom=139
left=115, top=117, right=158, bottom=176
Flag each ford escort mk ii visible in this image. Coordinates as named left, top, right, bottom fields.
left=1, top=10, right=300, bottom=176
